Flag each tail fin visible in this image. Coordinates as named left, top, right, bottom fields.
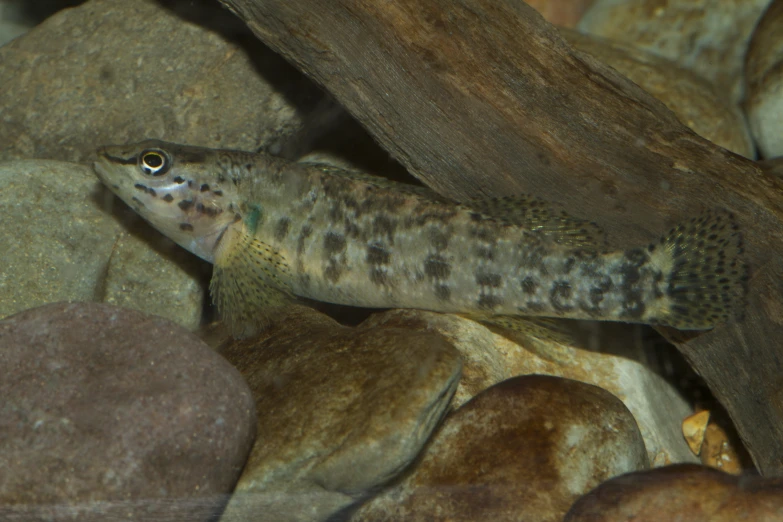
left=651, top=210, right=747, bottom=330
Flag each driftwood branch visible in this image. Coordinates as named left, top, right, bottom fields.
left=220, top=0, right=783, bottom=474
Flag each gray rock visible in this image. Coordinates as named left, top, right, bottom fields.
left=353, top=375, right=649, bottom=522
left=0, top=160, right=207, bottom=330
left=0, top=302, right=256, bottom=522
left=215, top=306, right=463, bottom=522
left=0, top=0, right=334, bottom=163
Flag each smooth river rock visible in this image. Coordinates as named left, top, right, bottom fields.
left=0, top=160, right=207, bottom=329
left=577, top=0, right=772, bottom=103
left=0, top=302, right=256, bottom=522
left=352, top=375, right=648, bottom=522
left=565, top=464, right=783, bottom=521
left=215, top=306, right=463, bottom=522
left=0, top=0, right=335, bottom=163
left=746, top=0, right=783, bottom=158
left=362, top=310, right=698, bottom=466
left=563, top=29, right=754, bottom=157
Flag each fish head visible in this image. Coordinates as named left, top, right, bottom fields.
left=94, top=139, right=244, bottom=263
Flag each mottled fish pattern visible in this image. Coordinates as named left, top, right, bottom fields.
left=94, top=140, right=747, bottom=336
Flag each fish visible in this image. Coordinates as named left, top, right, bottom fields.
left=94, top=139, right=747, bottom=337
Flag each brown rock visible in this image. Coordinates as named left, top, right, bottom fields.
left=577, top=0, right=772, bottom=102
left=562, top=29, right=754, bottom=157
left=0, top=0, right=332, bottom=162
left=565, top=464, right=783, bottom=521
left=364, top=310, right=697, bottom=466
left=0, top=302, right=256, bottom=522
left=524, top=0, right=596, bottom=27
left=353, top=375, right=648, bottom=522
left=217, top=306, right=462, bottom=522
left=746, top=0, right=783, bottom=158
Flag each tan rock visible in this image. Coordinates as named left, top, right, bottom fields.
left=523, top=0, right=596, bottom=27
left=216, top=307, right=462, bottom=522
left=683, top=410, right=711, bottom=456
left=563, top=29, right=754, bottom=157
left=353, top=375, right=648, bottom=522
left=363, top=310, right=698, bottom=466
left=746, top=0, right=783, bottom=158
left=0, top=0, right=333, bottom=162
left=577, top=0, right=772, bottom=103
left=565, top=464, right=783, bottom=521
left=701, top=421, right=743, bottom=475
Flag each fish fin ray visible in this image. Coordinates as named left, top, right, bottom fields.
left=210, top=224, right=295, bottom=338
left=462, top=194, right=605, bottom=249
left=647, top=209, right=748, bottom=330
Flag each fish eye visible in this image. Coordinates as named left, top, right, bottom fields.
left=139, top=149, right=170, bottom=176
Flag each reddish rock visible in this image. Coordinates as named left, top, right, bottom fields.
left=0, top=302, right=256, bottom=521
left=565, top=464, right=783, bottom=521
left=524, top=0, right=596, bottom=27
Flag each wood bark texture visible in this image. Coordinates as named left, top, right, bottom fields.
left=220, top=0, right=783, bottom=474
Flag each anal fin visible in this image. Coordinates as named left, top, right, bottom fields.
left=210, top=224, right=295, bottom=338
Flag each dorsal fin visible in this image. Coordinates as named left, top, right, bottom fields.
left=305, top=161, right=604, bottom=249
left=462, top=195, right=605, bottom=250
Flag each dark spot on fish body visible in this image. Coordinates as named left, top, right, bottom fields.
left=369, top=266, right=389, bottom=286
left=522, top=301, right=545, bottom=313
left=475, top=245, right=494, bottom=261
left=622, top=290, right=646, bottom=319
left=200, top=183, right=210, bottom=192
left=589, top=287, right=604, bottom=306
left=344, top=221, right=361, bottom=239
left=372, top=215, right=397, bottom=242
left=424, top=254, right=451, bottom=280
left=470, top=226, right=497, bottom=243
left=477, top=294, right=502, bottom=310
left=428, top=227, right=450, bottom=251
left=324, top=261, right=343, bottom=283
left=179, top=223, right=194, bottom=231
left=323, top=232, right=347, bottom=256
left=275, top=218, right=291, bottom=241
left=550, top=281, right=573, bottom=311
left=520, top=276, right=537, bottom=294
left=162, top=194, right=174, bottom=203
left=435, top=284, right=451, bottom=302
left=476, top=272, right=502, bottom=288
left=134, top=183, right=148, bottom=193
left=173, top=176, right=186, bottom=184
left=213, top=190, right=223, bottom=197
left=297, top=225, right=313, bottom=256
left=178, top=199, right=195, bottom=211
left=367, top=242, right=391, bottom=265
left=624, top=248, right=649, bottom=266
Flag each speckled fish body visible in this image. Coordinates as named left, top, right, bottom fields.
left=94, top=140, right=746, bottom=335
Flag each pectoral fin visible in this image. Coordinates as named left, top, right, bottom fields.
left=210, top=224, right=295, bottom=338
